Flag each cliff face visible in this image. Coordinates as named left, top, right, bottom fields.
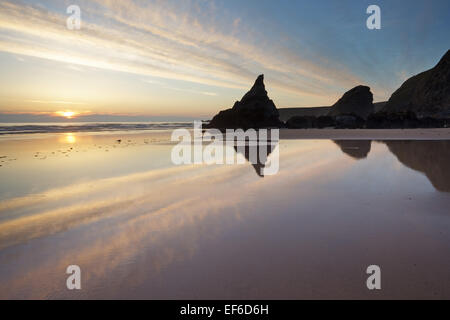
left=328, top=85, right=374, bottom=119
left=382, top=50, right=450, bottom=117
left=207, top=75, right=282, bottom=129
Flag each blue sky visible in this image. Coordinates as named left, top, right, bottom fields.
left=0, top=0, right=448, bottom=120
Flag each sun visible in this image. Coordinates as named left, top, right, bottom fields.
left=56, top=111, right=77, bottom=119
left=62, top=111, right=75, bottom=118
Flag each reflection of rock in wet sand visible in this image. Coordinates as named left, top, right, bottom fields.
left=383, top=140, right=450, bottom=192
left=333, top=140, right=372, bottom=159
left=234, top=141, right=277, bottom=177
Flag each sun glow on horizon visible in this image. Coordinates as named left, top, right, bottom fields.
left=56, top=111, right=77, bottom=119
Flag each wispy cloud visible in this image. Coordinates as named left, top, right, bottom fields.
left=24, top=99, right=88, bottom=105
left=66, top=64, right=84, bottom=72
left=162, top=86, right=217, bottom=96
left=0, top=0, right=368, bottom=105
left=142, top=79, right=217, bottom=96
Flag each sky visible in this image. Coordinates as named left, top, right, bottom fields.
left=0, top=0, right=449, bottom=121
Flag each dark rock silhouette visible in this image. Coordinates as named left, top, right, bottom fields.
left=383, top=140, right=450, bottom=192
left=334, top=114, right=365, bottom=129
left=286, top=116, right=316, bottom=129
left=331, top=139, right=450, bottom=192
left=286, top=115, right=336, bottom=129
left=382, top=50, right=450, bottom=117
left=279, top=102, right=386, bottom=122
left=285, top=113, right=365, bottom=129
left=202, top=130, right=278, bottom=177
left=333, top=140, right=372, bottom=159
left=315, top=116, right=336, bottom=128
left=278, top=106, right=330, bottom=121
left=366, top=111, right=450, bottom=128
left=207, top=75, right=282, bottom=129
left=328, top=85, right=375, bottom=119
left=366, top=111, right=420, bottom=129
left=234, top=141, right=277, bottom=177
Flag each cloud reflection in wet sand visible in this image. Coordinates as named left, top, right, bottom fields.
left=1, top=136, right=450, bottom=299
left=0, top=138, right=338, bottom=298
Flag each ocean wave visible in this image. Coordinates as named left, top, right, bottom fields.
left=0, top=122, right=195, bottom=135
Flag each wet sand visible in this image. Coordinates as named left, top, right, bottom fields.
left=280, top=128, right=450, bottom=140
left=0, top=129, right=450, bottom=299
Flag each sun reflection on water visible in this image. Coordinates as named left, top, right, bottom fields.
left=63, top=133, right=76, bottom=144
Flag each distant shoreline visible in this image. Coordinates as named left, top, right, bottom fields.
left=270, top=102, right=388, bottom=122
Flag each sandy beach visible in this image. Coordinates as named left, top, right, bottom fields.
left=280, top=128, right=450, bottom=140
left=1, top=128, right=450, bottom=299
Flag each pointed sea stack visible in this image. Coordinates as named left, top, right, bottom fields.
left=382, top=50, right=450, bottom=117
left=207, top=75, right=282, bottom=129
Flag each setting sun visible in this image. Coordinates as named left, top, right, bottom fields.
left=56, top=111, right=77, bottom=119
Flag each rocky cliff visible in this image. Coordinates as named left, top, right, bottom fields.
left=382, top=50, right=450, bottom=117
left=328, top=85, right=375, bottom=119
